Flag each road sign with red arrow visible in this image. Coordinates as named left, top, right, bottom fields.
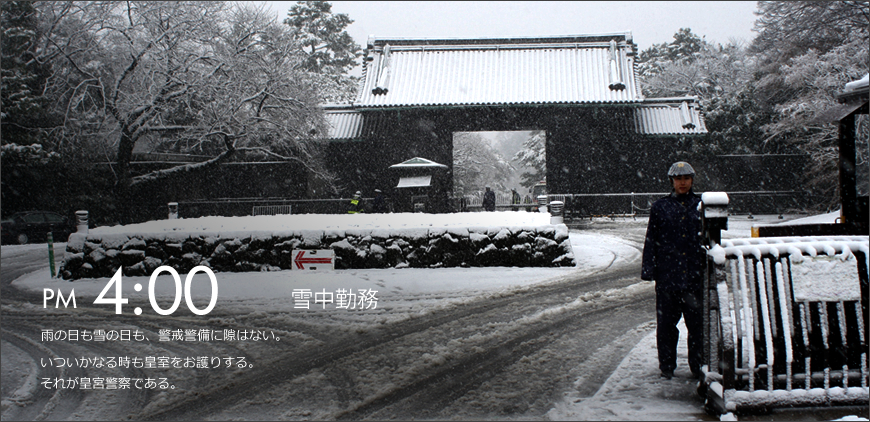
left=293, top=249, right=335, bottom=270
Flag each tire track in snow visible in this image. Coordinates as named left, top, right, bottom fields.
left=331, top=290, right=655, bottom=420
left=139, top=264, right=647, bottom=420
left=1, top=249, right=247, bottom=420
left=2, top=231, right=649, bottom=420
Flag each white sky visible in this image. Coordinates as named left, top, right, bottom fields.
left=265, top=1, right=760, bottom=75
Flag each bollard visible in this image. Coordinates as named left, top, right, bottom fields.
left=168, top=202, right=179, bottom=219
left=47, top=232, right=56, bottom=278
left=549, top=200, right=564, bottom=224
left=536, top=195, right=548, bottom=213
left=75, top=210, right=89, bottom=234
left=700, top=192, right=729, bottom=247
left=701, top=191, right=729, bottom=383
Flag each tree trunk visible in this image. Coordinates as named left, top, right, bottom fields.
left=113, top=129, right=136, bottom=224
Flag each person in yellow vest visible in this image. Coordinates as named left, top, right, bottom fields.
left=348, top=191, right=365, bottom=214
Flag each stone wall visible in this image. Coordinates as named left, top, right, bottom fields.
left=59, top=225, right=575, bottom=280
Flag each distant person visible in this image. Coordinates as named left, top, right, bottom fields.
left=641, top=161, right=706, bottom=380
left=523, top=193, right=533, bottom=212
left=372, top=189, right=388, bottom=213
left=482, top=186, right=496, bottom=212
left=348, top=191, right=365, bottom=214
left=511, top=188, right=521, bottom=211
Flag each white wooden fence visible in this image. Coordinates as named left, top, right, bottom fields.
left=703, top=236, right=869, bottom=414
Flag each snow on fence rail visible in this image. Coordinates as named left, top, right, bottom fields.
left=703, top=235, right=869, bottom=414
left=252, top=204, right=292, bottom=216
left=462, top=192, right=532, bottom=208
left=462, top=190, right=803, bottom=217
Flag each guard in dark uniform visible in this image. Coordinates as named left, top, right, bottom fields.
left=641, top=161, right=706, bottom=380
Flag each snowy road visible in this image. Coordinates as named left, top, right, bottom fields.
left=5, top=213, right=866, bottom=421
left=152, top=266, right=653, bottom=420
left=1, top=223, right=661, bottom=420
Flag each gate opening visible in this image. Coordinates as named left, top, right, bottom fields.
left=452, top=130, right=545, bottom=210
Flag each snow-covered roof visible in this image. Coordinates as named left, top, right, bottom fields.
left=322, top=104, right=364, bottom=140
left=324, top=32, right=707, bottom=140
left=843, top=73, right=869, bottom=94
left=635, top=99, right=708, bottom=135
left=356, top=34, right=642, bottom=107
left=322, top=100, right=708, bottom=140
left=388, top=157, right=448, bottom=169
left=833, top=72, right=869, bottom=111
left=321, top=34, right=709, bottom=139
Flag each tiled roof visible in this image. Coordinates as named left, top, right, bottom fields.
left=356, top=34, right=642, bottom=107
left=322, top=35, right=707, bottom=138
left=322, top=98, right=707, bottom=139
left=389, top=157, right=448, bottom=168
left=635, top=99, right=708, bottom=135
left=322, top=105, right=364, bottom=140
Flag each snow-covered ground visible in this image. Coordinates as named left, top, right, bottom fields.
left=4, top=211, right=867, bottom=421
left=13, top=211, right=633, bottom=333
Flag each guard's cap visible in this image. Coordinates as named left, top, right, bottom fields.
left=668, top=161, right=695, bottom=177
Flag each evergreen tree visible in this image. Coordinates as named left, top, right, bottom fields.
left=284, top=1, right=361, bottom=102
left=512, top=131, right=546, bottom=190
left=751, top=1, right=869, bottom=209
left=637, top=28, right=706, bottom=80
left=453, top=132, right=515, bottom=196
left=637, top=29, right=775, bottom=156
left=0, top=1, right=53, bottom=145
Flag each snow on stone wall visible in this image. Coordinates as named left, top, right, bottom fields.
left=59, top=223, right=575, bottom=279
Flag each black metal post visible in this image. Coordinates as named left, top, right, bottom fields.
left=839, top=112, right=858, bottom=227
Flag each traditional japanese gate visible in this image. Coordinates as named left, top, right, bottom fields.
left=322, top=34, right=713, bottom=211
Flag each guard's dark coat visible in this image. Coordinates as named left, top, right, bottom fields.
left=642, top=189, right=707, bottom=375
left=641, top=191, right=706, bottom=291
left=483, top=190, right=496, bottom=212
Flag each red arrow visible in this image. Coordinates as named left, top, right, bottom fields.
left=294, top=250, right=334, bottom=269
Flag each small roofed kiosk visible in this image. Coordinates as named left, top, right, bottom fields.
left=321, top=33, right=708, bottom=212
left=754, top=74, right=869, bottom=237
left=389, top=157, right=449, bottom=212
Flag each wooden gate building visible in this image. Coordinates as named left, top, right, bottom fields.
left=323, top=33, right=708, bottom=212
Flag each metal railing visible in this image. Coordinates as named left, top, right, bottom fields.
left=174, top=198, right=353, bottom=217
left=252, top=204, right=293, bottom=216
left=462, top=192, right=532, bottom=208
left=544, top=190, right=808, bottom=219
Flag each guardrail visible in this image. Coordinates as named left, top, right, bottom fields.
left=252, top=204, right=292, bottom=216
left=174, top=198, right=352, bottom=217
left=700, top=194, right=869, bottom=415
left=461, top=193, right=533, bottom=208
left=542, top=190, right=806, bottom=219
